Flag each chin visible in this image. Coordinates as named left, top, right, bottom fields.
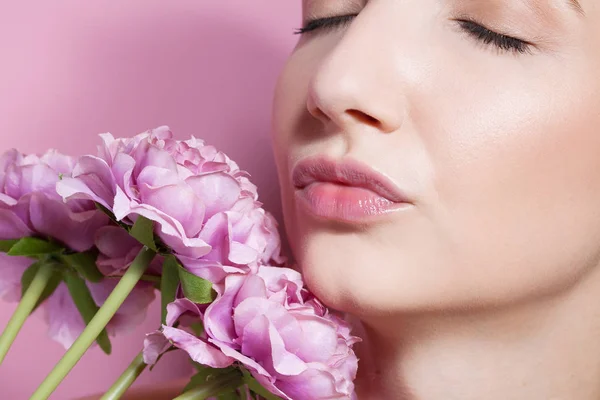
left=292, top=230, right=597, bottom=319
left=294, top=235, right=450, bottom=317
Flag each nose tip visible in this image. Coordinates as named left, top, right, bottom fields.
left=305, top=54, right=405, bottom=136
left=307, top=83, right=402, bottom=135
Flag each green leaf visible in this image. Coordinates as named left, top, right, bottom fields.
left=182, top=368, right=213, bottom=393
left=0, top=239, right=19, bottom=253
left=189, top=321, right=204, bottom=337
left=178, top=267, right=215, bottom=304
left=64, top=270, right=112, bottom=354
left=61, top=250, right=104, bottom=282
left=160, top=255, right=181, bottom=324
left=8, top=237, right=64, bottom=257
left=181, top=367, right=238, bottom=394
left=20, top=261, right=63, bottom=311
left=239, top=386, right=249, bottom=400
left=217, top=389, right=239, bottom=400
left=129, top=216, right=157, bottom=251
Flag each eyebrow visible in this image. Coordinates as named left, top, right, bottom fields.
left=566, top=0, right=585, bottom=15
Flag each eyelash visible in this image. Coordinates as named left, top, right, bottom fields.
left=455, top=19, right=532, bottom=54
left=294, top=15, right=533, bottom=55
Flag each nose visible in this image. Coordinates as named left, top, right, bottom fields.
left=305, top=12, right=407, bottom=136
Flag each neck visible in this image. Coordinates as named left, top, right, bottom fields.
left=352, top=268, right=600, bottom=400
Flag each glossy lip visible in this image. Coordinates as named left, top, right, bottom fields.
left=291, top=156, right=413, bottom=222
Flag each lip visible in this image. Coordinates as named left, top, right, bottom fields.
left=291, top=156, right=413, bottom=223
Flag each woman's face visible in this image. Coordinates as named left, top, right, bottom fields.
left=271, top=0, right=600, bottom=317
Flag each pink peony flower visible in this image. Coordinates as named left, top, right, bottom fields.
left=144, top=266, right=360, bottom=400
left=57, top=126, right=285, bottom=283
left=0, top=148, right=156, bottom=349
left=0, top=149, right=109, bottom=251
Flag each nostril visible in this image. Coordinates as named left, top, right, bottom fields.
left=312, top=108, right=328, bottom=120
left=347, top=109, right=381, bottom=128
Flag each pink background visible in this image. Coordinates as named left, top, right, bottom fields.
left=0, top=1, right=300, bottom=399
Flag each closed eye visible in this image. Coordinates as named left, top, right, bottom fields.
left=455, top=19, right=533, bottom=55
left=294, top=14, right=533, bottom=56
left=294, top=14, right=357, bottom=35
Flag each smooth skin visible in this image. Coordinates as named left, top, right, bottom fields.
left=271, top=0, right=600, bottom=399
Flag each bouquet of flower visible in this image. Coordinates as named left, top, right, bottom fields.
left=0, top=126, right=360, bottom=400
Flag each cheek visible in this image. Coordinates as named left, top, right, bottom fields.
left=422, top=71, right=600, bottom=300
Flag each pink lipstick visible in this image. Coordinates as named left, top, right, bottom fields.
left=291, top=156, right=413, bottom=223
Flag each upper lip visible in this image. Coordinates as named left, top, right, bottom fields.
left=291, top=156, right=411, bottom=203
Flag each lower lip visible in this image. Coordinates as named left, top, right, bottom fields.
left=295, top=182, right=411, bottom=223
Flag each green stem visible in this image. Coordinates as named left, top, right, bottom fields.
left=104, top=274, right=161, bottom=284
left=173, top=370, right=243, bottom=400
left=100, top=351, right=147, bottom=400
left=0, top=262, right=54, bottom=365
left=30, top=247, right=156, bottom=400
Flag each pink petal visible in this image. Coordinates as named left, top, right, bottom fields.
left=293, top=315, right=339, bottom=363
left=185, top=173, right=241, bottom=218
left=203, top=275, right=246, bottom=343
left=234, top=297, right=303, bottom=355
left=94, top=225, right=147, bottom=275
left=229, top=242, right=259, bottom=265
left=133, top=145, right=178, bottom=178
left=112, top=185, right=134, bottom=221
left=0, top=149, right=21, bottom=175
left=88, top=279, right=156, bottom=335
left=149, top=125, right=173, bottom=141
left=111, top=153, right=136, bottom=199
left=0, top=253, right=33, bottom=301
left=44, top=283, right=86, bottom=349
left=0, top=192, right=17, bottom=207
left=177, top=256, right=229, bottom=284
left=28, top=192, right=110, bottom=252
left=0, top=208, right=32, bottom=239
left=70, top=155, right=117, bottom=205
left=95, top=225, right=139, bottom=258
left=162, top=325, right=234, bottom=368
left=138, top=180, right=205, bottom=238
left=39, top=149, right=75, bottom=176
left=118, top=202, right=211, bottom=259
left=197, top=213, right=229, bottom=263
left=241, top=315, right=307, bottom=377
left=165, top=298, right=202, bottom=327
left=234, top=275, right=268, bottom=307
left=143, top=331, right=171, bottom=365
left=6, top=163, right=60, bottom=198
left=56, top=176, right=112, bottom=210
left=208, top=338, right=277, bottom=389
left=257, top=266, right=303, bottom=294
left=276, top=366, right=346, bottom=400
left=44, top=274, right=156, bottom=350
left=98, top=133, right=119, bottom=164
left=136, top=165, right=180, bottom=188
